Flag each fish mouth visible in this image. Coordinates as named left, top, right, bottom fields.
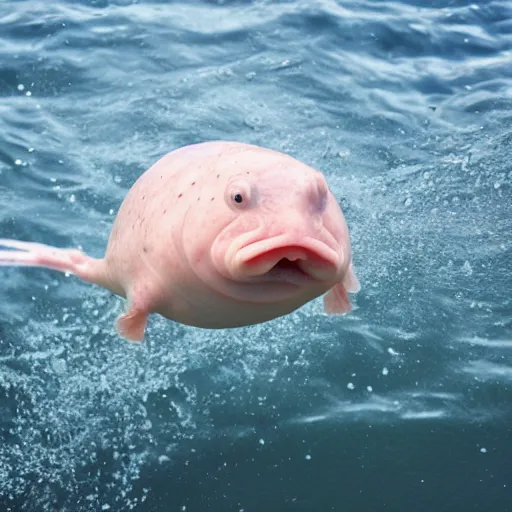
left=233, top=235, right=341, bottom=284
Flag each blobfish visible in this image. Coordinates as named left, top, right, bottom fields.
left=0, top=141, right=360, bottom=341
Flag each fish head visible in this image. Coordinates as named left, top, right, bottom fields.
left=184, top=145, right=356, bottom=307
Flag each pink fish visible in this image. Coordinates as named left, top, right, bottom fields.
left=0, top=141, right=360, bottom=342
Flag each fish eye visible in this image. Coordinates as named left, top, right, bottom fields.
left=225, top=178, right=254, bottom=211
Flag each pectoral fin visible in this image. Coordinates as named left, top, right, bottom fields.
left=323, top=262, right=360, bottom=315
left=344, top=262, right=360, bottom=293
left=116, top=305, right=148, bottom=342
left=324, top=282, right=352, bottom=314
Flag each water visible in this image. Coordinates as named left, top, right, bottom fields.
left=0, top=0, right=511, bottom=510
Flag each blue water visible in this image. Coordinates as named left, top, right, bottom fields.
left=0, top=0, right=511, bottom=510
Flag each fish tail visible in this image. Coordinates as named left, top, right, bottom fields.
left=0, top=238, right=111, bottom=290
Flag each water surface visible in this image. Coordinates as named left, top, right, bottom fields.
left=0, top=0, right=511, bottom=510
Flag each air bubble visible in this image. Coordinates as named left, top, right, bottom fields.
left=244, top=115, right=263, bottom=130
left=462, top=261, right=473, bottom=276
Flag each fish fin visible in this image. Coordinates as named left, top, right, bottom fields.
left=323, top=263, right=360, bottom=314
left=0, top=238, right=108, bottom=288
left=324, top=282, right=352, bottom=314
left=344, top=262, right=360, bottom=293
left=116, top=306, right=148, bottom=342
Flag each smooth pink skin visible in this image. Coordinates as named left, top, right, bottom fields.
left=0, top=141, right=360, bottom=342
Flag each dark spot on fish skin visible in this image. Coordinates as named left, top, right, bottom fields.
left=216, top=174, right=220, bottom=178
left=163, top=209, right=167, bottom=214
left=142, top=196, right=145, bottom=200
left=191, top=181, right=196, bottom=186
left=160, top=175, right=163, bottom=179
left=178, top=193, right=183, bottom=198
left=211, top=197, right=215, bottom=201
left=143, top=246, right=148, bottom=253
left=197, top=197, right=200, bottom=201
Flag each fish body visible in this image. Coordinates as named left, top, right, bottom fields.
left=0, top=141, right=360, bottom=341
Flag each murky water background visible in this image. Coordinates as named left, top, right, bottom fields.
left=0, top=0, right=511, bottom=510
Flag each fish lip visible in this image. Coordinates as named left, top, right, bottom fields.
left=233, top=234, right=341, bottom=284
